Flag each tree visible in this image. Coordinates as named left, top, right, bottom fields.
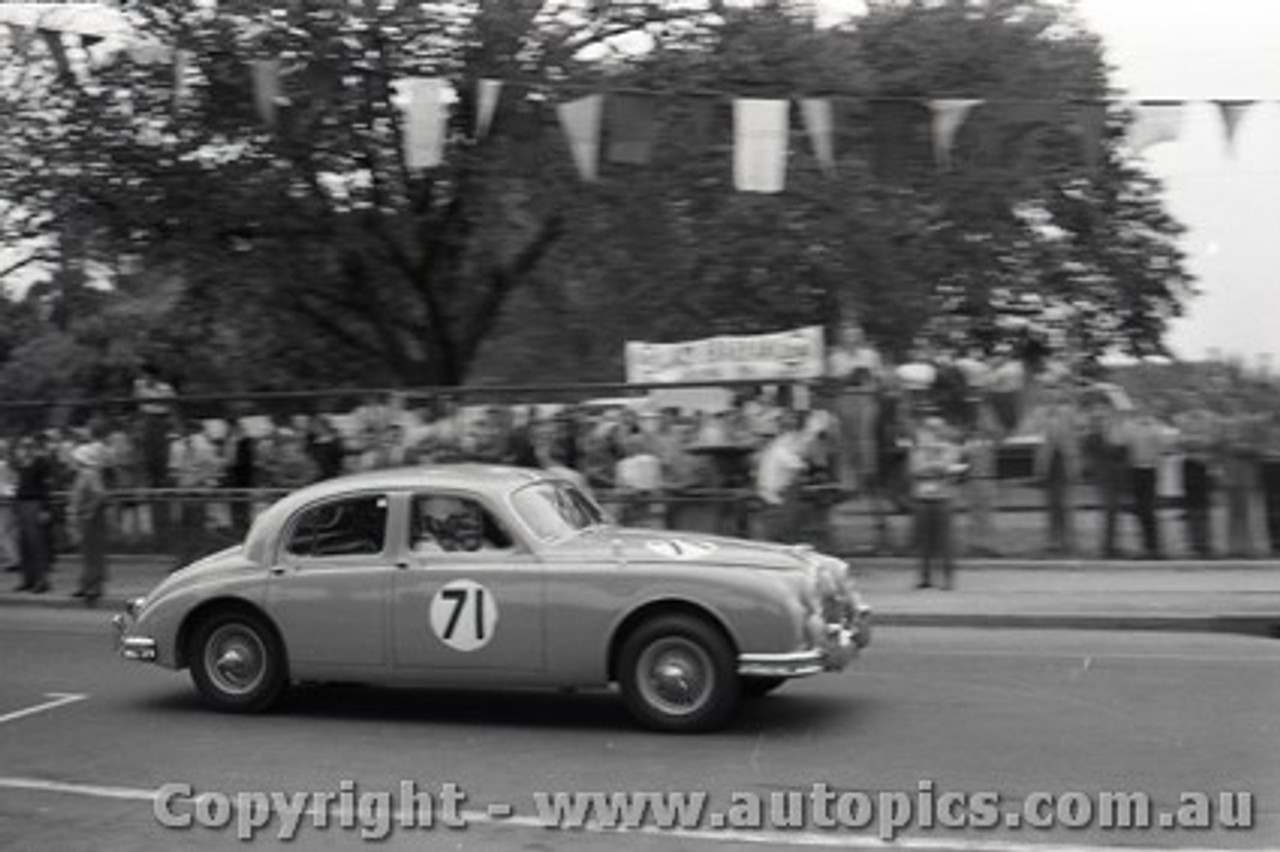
left=1, top=0, right=721, bottom=391
left=0, top=0, right=1194, bottom=396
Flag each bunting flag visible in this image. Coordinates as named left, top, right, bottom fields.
left=1124, top=101, right=1185, bottom=154
left=869, top=99, right=932, bottom=179
left=1214, top=100, right=1255, bottom=157
left=39, top=29, right=73, bottom=84
left=606, top=92, right=658, bottom=166
left=476, top=78, right=502, bottom=139
left=250, top=59, right=282, bottom=126
left=556, top=93, right=603, bottom=181
left=929, top=98, right=982, bottom=171
left=173, top=48, right=193, bottom=110
left=800, top=98, right=836, bottom=176
left=732, top=98, right=789, bottom=193
left=396, top=77, right=450, bottom=169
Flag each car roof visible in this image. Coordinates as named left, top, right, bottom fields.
left=242, top=464, right=554, bottom=563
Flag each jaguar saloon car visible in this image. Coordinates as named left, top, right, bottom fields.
left=114, top=465, right=871, bottom=732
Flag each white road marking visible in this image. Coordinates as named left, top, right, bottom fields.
left=0, top=777, right=155, bottom=803
left=0, top=776, right=1250, bottom=852
left=877, top=647, right=1280, bottom=665
left=0, top=692, right=87, bottom=725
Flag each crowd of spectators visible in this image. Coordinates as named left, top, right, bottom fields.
left=4, top=340, right=1280, bottom=599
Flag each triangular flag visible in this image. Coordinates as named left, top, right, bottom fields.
left=606, top=92, right=658, bottom=165
left=556, top=93, right=603, bottom=181
left=251, top=59, right=282, bottom=126
left=800, top=98, right=836, bottom=176
left=39, top=29, right=74, bottom=84
left=1214, top=100, right=1255, bottom=157
left=476, top=78, right=502, bottom=139
left=396, top=77, right=450, bottom=169
left=733, top=98, right=789, bottom=193
left=173, top=49, right=193, bottom=111
left=929, top=98, right=982, bottom=171
left=1125, top=101, right=1185, bottom=154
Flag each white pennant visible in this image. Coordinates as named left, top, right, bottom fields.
left=476, top=78, right=502, bottom=139
left=1125, top=102, right=1185, bottom=154
left=396, top=77, right=450, bottom=169
left=556, top=94, right=603, bottom=181
left=800, top=98, right=836, bottom=176
left=929, top=98, right=982, bottom=171
left=733, top=98, right=790, bottom=193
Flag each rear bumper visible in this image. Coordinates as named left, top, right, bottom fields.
left=738, top=605, right=872, bottom=679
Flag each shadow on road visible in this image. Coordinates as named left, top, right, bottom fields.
left=134, top=682, right=867, bottom=736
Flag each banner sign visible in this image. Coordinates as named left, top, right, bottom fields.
left=625, top=326, right=825, bottom=384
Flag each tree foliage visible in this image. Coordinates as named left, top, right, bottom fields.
left=0, top=0, right=1193, bottom=399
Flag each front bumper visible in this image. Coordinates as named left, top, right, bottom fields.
left=112, top=610, right=158, bottom=662
left=738, top=605, right=872, bottom=679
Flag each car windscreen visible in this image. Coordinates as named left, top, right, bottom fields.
left=511, top=480, right=606, bottom=541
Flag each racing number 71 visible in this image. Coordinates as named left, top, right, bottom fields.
left=440, top=586, right=487, bottom=642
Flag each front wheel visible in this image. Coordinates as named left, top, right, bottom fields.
left=617, top=615, right=739, bottom=732
left=189, top=610, right=288, bottom=713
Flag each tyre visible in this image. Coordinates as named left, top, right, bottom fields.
left=188, top=610, right=288, bottom=713
left=740, top=676, right=786, bottom=698
left=617, top=614, right=739, bottom=732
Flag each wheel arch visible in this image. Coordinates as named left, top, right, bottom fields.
left=176, top=597, right=287, bottom=671
left=606, top=599, right=739, bottom=682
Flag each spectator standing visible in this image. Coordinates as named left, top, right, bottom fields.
left=655, top=415, right=716, bottom=532
left=1220, top=401, right=1257, bottom=558
left=963, top=403, right=1002, bottom=556
left=68, top=442, right=109, bottom=605
left=1122, top=406, right=1167, bottom=559
left=1257, top=408, right=1280, bottom=557
left=307, top=416, right=347, bottom=481
left=1036, top=386, right=1083, bottom=556
left=755, top=410, right=812, bottom=544
left=827, top=320, right=882, bottom=494
left=133, top=363, right=176, bottom=488
left=168, top=420, right=221, bottom=569
left=13, top=436, right=53, bottom=593
left=1084, top=405, right=1130, bottom=558
left=909, top=417, right=966, bottom=590
left=0, top=440, right=20, bottom=572
left=222, top=419, right=257, bottom=535
left=265, top=428, right=319, bottom=490
left=1176, top=397, right=1220, bottom=558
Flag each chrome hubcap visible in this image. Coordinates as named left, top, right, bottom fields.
left=638, top=638, right=713, bottom=717
left=204, top=625, right=266, bottom=696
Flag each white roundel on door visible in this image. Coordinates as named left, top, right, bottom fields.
left=429, top=580, right=499, bottom=652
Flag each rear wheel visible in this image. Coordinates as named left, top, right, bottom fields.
left=617, top=615, right=738, bottom=732
left=189, top=610, right=288, bottom=713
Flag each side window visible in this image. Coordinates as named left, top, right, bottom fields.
left=286, top=495, right=388, bottom=558
left=410, top=494, right=515, bottom=555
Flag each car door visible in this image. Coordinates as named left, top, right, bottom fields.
left=391, top=490, right=545, bottom=675
left=266, top=492, right=394, bottom=671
